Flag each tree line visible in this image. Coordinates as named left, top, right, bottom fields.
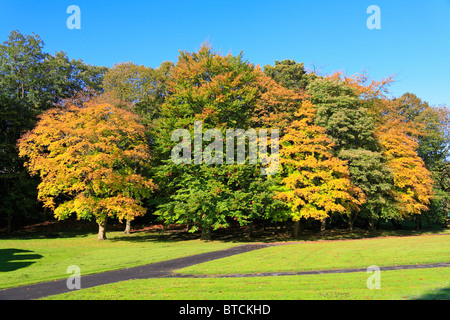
left=1, top=31, right=449, bottom=239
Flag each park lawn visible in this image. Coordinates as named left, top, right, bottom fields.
left=44, top=267, right=450, bottom=300
left=178, top=234, right=450, bottom=275
left=0, top=231, right=240, bottom=289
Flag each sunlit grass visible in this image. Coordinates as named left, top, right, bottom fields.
left=0, top=231, right=240, bottom=289
left=178, top=234, right=450, bottom=275
left=2, top=229, right=450, bottom=302
left=44, top=267, right=450, bottom=300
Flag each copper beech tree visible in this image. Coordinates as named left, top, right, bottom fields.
left=18, top=99, right=156, bottom=240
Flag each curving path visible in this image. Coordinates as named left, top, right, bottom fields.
left=0, top=242, right=449, bottom=300
left=0, top=243, right=271, bottom=300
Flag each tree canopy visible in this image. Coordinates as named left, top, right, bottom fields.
left=17, top=98, right=156, bottom=239
left=0, top=30, right=107, bottom=233
left=3, top=30, right=449, bottom=238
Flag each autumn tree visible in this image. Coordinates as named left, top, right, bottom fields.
left=276, top=99, right=366, bottom=236
left=17, top=99, right=156, bottom=240
left=103, top=61, right=174, bottom=225
left=342, top=74, right=442, bottom=228
left=0, top=30, right=107, bottom=231
left=153, top=44, right=293, bottom=239
left=378, top=93, right=449, bottom=172
left=391, top=93, right=450, bottom=226
left=372, top=95, right=436, bottom=225
left=252, top=68, right=307, bottom=134
left=376, top=120, right=434, bottom=223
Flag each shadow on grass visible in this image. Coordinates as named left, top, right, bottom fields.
left=107, top=231, right=204, bottom=243
left=0, top=249, right=43, bottom=272
left=0, top=230, right=94, bottom=241
left=106, top=224, right=450, bottom=244
left=413, top=286, right=450, bottom=300
left=292, top=227, right=450, bottom=242
left=2, top=218, right=448, bottom=244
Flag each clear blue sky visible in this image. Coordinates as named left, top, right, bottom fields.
left=1, top=0, right=449, bottom=107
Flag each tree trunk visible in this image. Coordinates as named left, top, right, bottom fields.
left=201, top=226, right=211, bottom=241
left=368, top=215, right=375, bottom=234
left=348, top=214, right=355, bottom=232
left=124, top=219, right=131, bottom=234
left=293, top=220, right=301, bottom=238
left=43, top=207, right=48, bottom=222
left=444, top=201, right=449, bottom=228
left=426, top=214, right=432, bottom=228
left=320, top=218, right=326, bottom=236
left=246, top=223, right=254, bottom=238
left=391, top=219, right=402, bottom=230
left=97, top=220, right=107, bottom=240
left=415, top=215, right=422, bottom=230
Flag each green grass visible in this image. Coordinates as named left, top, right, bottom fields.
left=44, top=267, right=450, bottom=300
left=0, top=231, right=240, bottom=289
left=2, top=229, right=450, bottom=300
left=178, top=234, right=450, bottom=275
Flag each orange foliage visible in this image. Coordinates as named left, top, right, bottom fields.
left=376, top=120, right=434, bottom=216
left=252, top=68, right=306, bottom=132
left=18, top=100, right=156, bottom=224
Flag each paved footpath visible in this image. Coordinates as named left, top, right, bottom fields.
left=0, top=243, right=271, bottom=300
left=1, top=242, right=449, bottom=300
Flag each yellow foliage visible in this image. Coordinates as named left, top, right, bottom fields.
left=376, top=121, right=434, bottom=216
left=276, top=100, right=366, bottom=222
left=18, top=99, right=156, bottom=223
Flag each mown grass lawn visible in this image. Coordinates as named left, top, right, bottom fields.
left=178, top=233, right=450, bottom=275
left=41, top=232, right=450, bottom=300
left=2, top=229, right=450, bottom=300
left=44, top=267, right=449, bottom=300
left=0, top=231, right=240, bottom=289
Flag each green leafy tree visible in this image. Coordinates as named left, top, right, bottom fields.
left=307, top=77, right=378, bottom=151
left=156, top=163, right=285, bottom=239
left=338, top=149, right=394, bottom=231
left=306, top=76, right=393, bottom=230
left=0, top=30, right=107, bottom=113
left=103, top=61, right=173, bottom=118
left=263, top=59, right=317, bottom=91
left=0, top=95, right=39, bottom=233
left=154, top=44, right=291, bottom=239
